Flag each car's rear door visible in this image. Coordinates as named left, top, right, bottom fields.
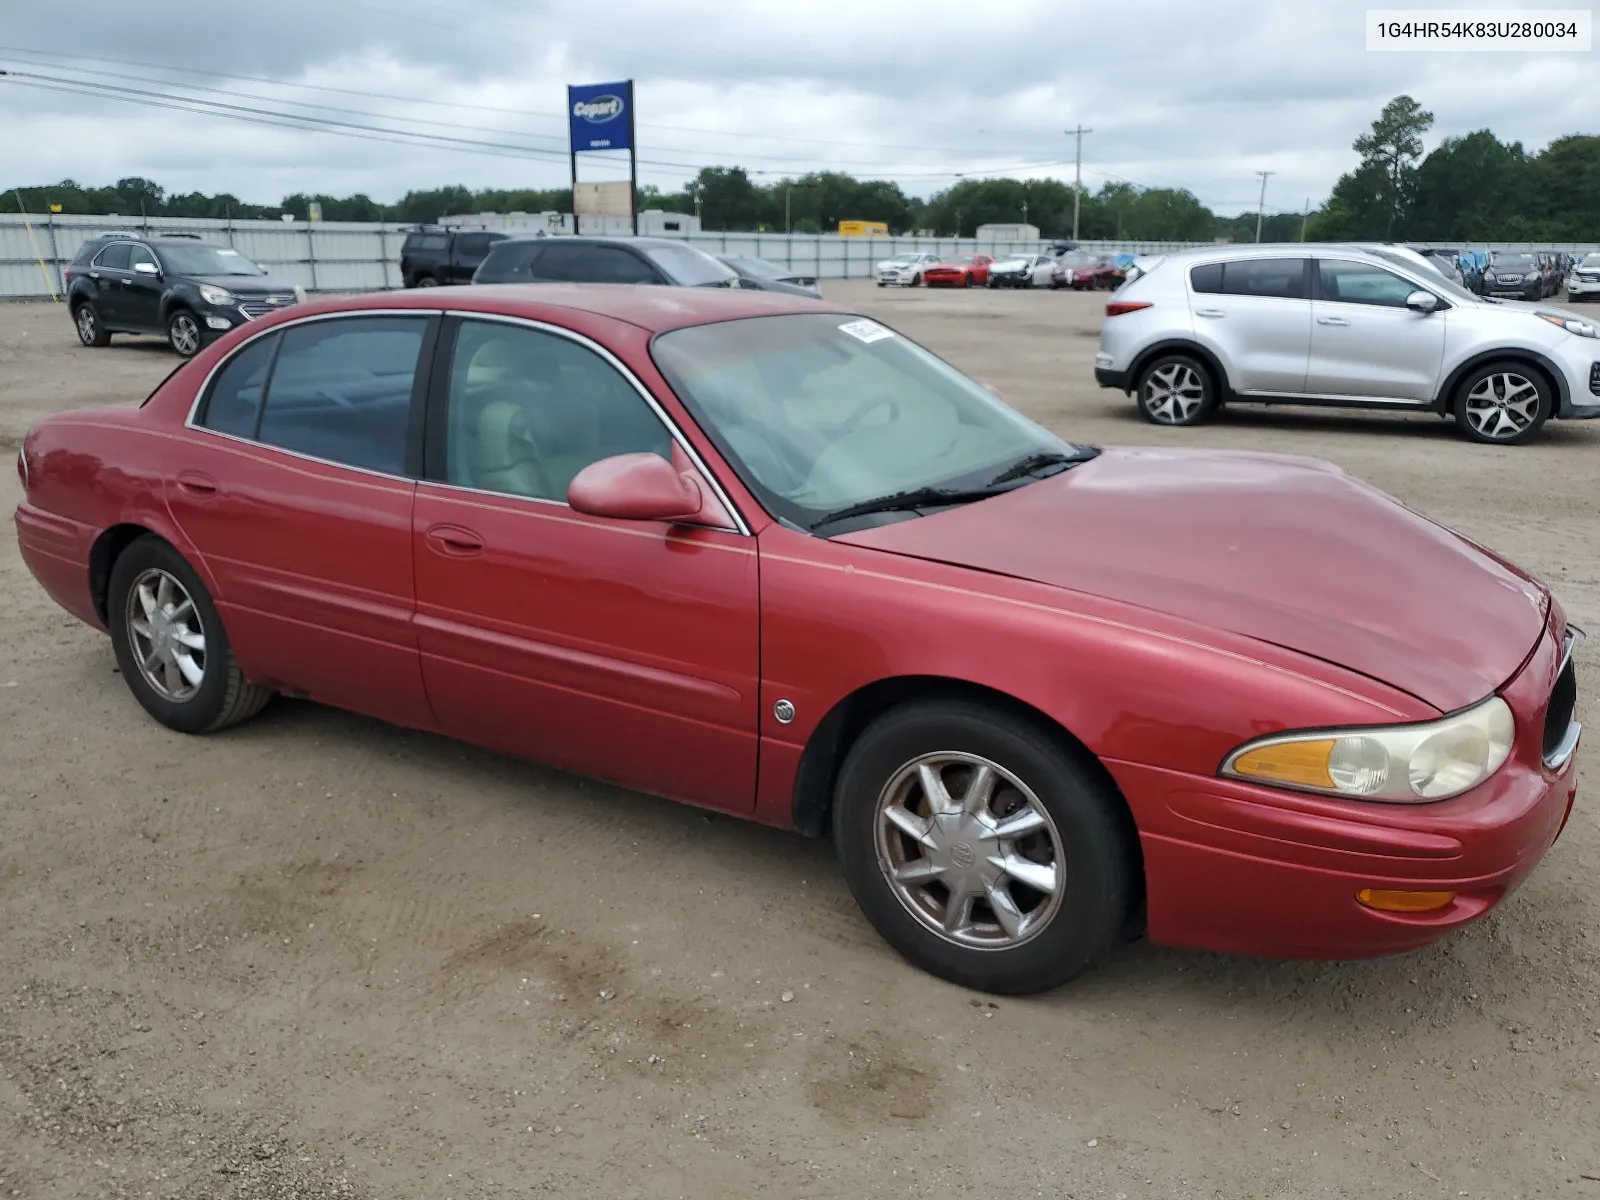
left=1306, top=258, right=1445, bottom=402
left=410, top=313, right=760, bottom=811
left=167, top=312, right=438, bottom=728
left=1187, top=257, right=1311, bottom=394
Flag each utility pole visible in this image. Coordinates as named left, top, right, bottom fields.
left=785, top=186, right=792, bottom=234
left=1254, top=170, right=1275, bottom=242
left=1299, top=196, right=1310, bottom=241
left=1068, top=125, right=1092, bottom=241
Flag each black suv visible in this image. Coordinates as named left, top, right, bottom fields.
left=66, top=233, right=301, bottom=357
left=471, top=236, right=738, bottom=287
left=399, top=227, right=509, bottom=287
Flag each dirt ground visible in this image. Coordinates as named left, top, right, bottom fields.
left=0, top=281, right=1596, bottom=1199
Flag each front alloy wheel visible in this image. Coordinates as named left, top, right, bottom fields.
left=1136, top=354, right=1215, bottom=426
left=167, top=310, right=202, bottom=358
left=1456, top=364, right=1550, bottom=445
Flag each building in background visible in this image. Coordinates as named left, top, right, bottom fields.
left=439, top=210, right=700, bottom=237
left=837, top=220, right=889, bottom=236
left=975, top=222, right=1041, bottom=242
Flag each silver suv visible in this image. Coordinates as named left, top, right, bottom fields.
left=1095, top=243, right=1600, bottom=444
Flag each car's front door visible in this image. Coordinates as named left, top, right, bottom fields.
left=1307, top=259, right=1446, bottom=402
left=1187, top=257, right=1312, bottom=394
left=167, top=313, right=437, bottom=728
left=410, top=315, right=760, bottom=811
left=123, top=244, right=164, bottom=331
left=89, top=242, right=134, bottom=325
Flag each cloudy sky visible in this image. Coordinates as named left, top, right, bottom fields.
left=1, top=0, right=1595, bottom=214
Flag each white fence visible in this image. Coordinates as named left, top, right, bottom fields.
left=3, top=212, right=1596, bottom=300
left=0, top=212, right=1207, bottom=300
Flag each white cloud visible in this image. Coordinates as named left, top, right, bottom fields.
left=1, top=0, right=1594, bottom=212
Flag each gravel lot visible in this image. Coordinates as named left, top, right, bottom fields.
left=1, top=281, right=1596, bottom=1199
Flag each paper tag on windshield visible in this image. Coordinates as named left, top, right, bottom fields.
left=838, top=318, right=894, bottom=344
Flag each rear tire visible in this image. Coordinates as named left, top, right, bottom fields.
left=108, top=536, right=272, bottom=734
left=1453, top=361, right=1551, bottom=445
left=73, top=302, right=111, bottom=347
left=833, top=698, right=1135, bottom=995
left=1135, top=353, right=1217, bottom=426
left=413, top=275, right=439, bottom=288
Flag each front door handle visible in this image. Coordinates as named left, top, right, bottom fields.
left=1317, top=316, right=1351, bottom=326
left=425, top=524, right=484, bottom=557
left=175, top=471, right=218, bottom=496
left=1194, top=308, right=1226, bottom=318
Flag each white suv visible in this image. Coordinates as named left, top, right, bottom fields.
left=875, top=252, right=942, bottom=287
left=1569, top=252, right=1600, bottom=303
left=1094, top=243, right=1600, bottom=444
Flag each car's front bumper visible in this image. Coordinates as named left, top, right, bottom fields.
left=1107, top=617, right=1579, bottom=959
left=1548, top=333, right=1600, bottom=417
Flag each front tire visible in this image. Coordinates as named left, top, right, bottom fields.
left=1135, top=353, right=1217, bottom=426
left=1454, top=362, right=1551, bottom=445
left=166, top=309, right=202, bottom=358
left=73, top=302, right=111, bottom=347
left=108, top=536, right=272, bottom=734
left=413, top=275, right=439, bottom=288
left=834, top=699, right=1135, bottom=995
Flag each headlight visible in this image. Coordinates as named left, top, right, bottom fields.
left=198, top=284, right=235, bottom=306
left=1536, top=311, right=1598, bottom=338
left=1221, top=695, right=1515, bottom=803
left=1524, top=271, right=1540, bottom=282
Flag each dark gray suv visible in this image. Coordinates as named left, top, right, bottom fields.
left=471, top=236, right=738, bottom=288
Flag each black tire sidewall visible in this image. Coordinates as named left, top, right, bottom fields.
left=833, top=701, right=1133, bottom=995
left=108, top=537, right=238, bottom=734
left=1453, top=361, right=1552, bottom=445
left=1135, top=353, right=1216, bottom=426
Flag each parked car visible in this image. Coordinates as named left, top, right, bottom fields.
left=65, top=232, right=303, bottom=358
left=987, top=254, right=1055, bottom=288
left=1051, top=253, right=1120, bottom=291
left=400, top=226, right=510, bottom=287
left=874, top=252, right=943, bottom=287
left=716, top=255, right=820, bottom=297
left=923, top=255, right=995, bottom=288
left=1483, top=252, right=1547, bottom=301
left=15, top=285, right=1583, bottom=994
left=1095, top=243, right=1600, bottom=444
left=1540, top=253, right=1564, bottom=298
left=472, top=236, right=739, bottom=287
left=1567, top=252, right=1600, bottom=302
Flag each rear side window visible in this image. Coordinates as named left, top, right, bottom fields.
left=201, top=333, right=278, bottom=437
left=536, top=243, right=661, bottom=283
left=407, top=233, right=449, bottom=252
left=475, top=241, right=543, bottom=282
left=94, top=243, right=133, bottom=270
left=1189, top=262, right=1225, bottom=293
left=455, top=232, right=498, bottom=258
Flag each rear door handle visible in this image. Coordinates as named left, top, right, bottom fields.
left=425, top=524, right=485, bottom=557
left=175, top=471, right=218, bottom=496
left=1317, top=316, right=1351, bottom=326
left=1194, top=308, right=1226, bottom=318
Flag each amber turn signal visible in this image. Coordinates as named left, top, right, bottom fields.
left=1356, top=888, right=1457, bottom=913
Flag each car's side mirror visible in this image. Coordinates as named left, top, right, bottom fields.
left=1405, top=290, right=1440, bottom=313
left=133, top=261, right=160, bottom=276
left=567, top=453, right=707, bottom=523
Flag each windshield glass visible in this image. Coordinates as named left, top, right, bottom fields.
left=725, top=256, right=789, bottom=280
left=641, top=244, right=737, bottom=286
left=652, top=313, right=1082, bottom=533
left=155, top=244, right=263, bottom=276
left=1491, top=253, right=1537, bottom=268
left=1581, top=254, right=1600, bottom=269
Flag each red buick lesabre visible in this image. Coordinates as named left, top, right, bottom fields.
left=14, top=286, right=1582, bottom=994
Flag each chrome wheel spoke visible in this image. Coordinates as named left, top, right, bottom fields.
left=136, top=581, right=158, bottom=619
left=999, top=853, right=1058, bottom=896
left=918, top=762, right=958, bottom=815
left=883, top=803, right=936, bottom=848
left=988, top=806, right=1047, bottom=841
left=942, top=881, right=976, bottom=935
left=174, top=652, right=204, bottom=686
left=984, top=881, right=1026, bottom=939
left=130, top=618, right=153, bottom=640
left=162, top=658, right=183, bottom=695
left=892, top=859, right=944, bottom=886
left=172, top=627, right=205, bottom=652
left=125, top=568, right=206, bottom=703
left=961, top=764, right=996, bottom=816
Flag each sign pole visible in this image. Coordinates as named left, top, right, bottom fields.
left=627, top=79, right=638, bottom=237
left=567, top=85, right=579, bottom=236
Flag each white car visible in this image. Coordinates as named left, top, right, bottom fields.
left=1568, top=252, right=1600, bottom=302
left=874, top=252, right=942, bottom=287
left=986, top=254, right=1056, bottom=289
left=1094, top=242, right=1600, bottom=445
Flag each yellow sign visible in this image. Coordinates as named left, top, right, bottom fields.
left=49, top=203, right=62, bottom=213
left=838, top=220, right=888, bottom=237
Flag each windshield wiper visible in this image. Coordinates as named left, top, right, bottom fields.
left=986, top=448, right=1098, bottom=486
left=811, top=486, right=1003, bottom=531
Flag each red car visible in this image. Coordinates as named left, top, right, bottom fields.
left=1051, top=252, right=1120, bottom=290
left=923, top=255, right=994, bottom=288
left=15, top=287, right=1581, bottom=995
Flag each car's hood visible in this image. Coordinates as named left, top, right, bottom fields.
left=191, top=273, right=298, bottom=295
left=836, top=447, right=1549, bottom=712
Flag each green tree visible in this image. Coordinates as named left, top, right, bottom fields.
left=1410, top=131, right=1529, bottom=240
left=1353, top=95, right=1434, bottom=236
left=1526, top=135, right=1600, bottom=239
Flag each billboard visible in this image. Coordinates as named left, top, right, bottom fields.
left=573, top=181, right=634, bottom=218
left=568, top=81, right=634, bottom=152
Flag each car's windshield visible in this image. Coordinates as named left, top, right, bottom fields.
left=1581, top=254, right=1600, bottom=269
left=155, top=244, right=263, bottom=276
left=725, top=256, right=790, bottom=281
left=641, top=243, right=737, bottom=286
left=652, top=313, right=1086, bottom=533
left=1491, top=253, right=1537, bottom=268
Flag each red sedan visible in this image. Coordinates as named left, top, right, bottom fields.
left=15, top=287, right=1581, bottom=994
left=923, top=255, right=994, bottom=288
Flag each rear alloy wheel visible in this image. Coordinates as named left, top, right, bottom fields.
left=108, top=536, right=272, bottom=734
left=166, top=309, right=202, bottom=358
left=1455, top=363, right=1551, bottom=445
left=73, top=303, right=111, bottom=347
left=834, top=699, right=1134, bottom=994
left=414, top=275, right=439, bottom=288
left=1135, top=353, right=1216, bottom=426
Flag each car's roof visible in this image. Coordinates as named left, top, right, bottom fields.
left=493, top=234, right=702, bottom=249
left=301, top=283, right=843, bottom=333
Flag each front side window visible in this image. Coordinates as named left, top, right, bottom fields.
left=442, top=320, right=671, bottom=503
left=94, top=243, right=133, bottom=270
left=652, top=313, right=1084, bottom=533
left=200, top=316, right=426, bottom=474
left=1317, top=260, right=1425, bottom=308
left=127, top=245, right=158, bottom=273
